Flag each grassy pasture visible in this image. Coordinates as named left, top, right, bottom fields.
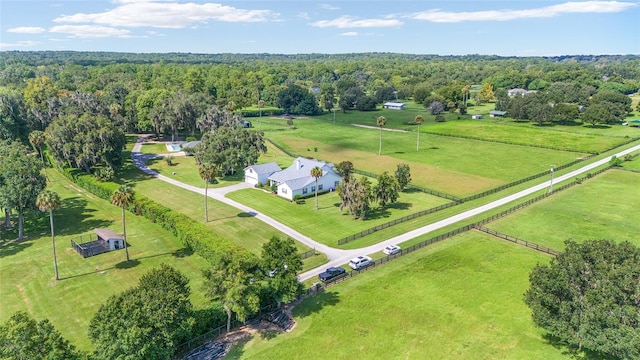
left=0, top=169, right=211, bottom=351
left=485, top=169, right=640, bottom=250
left=266, top=119, right=588, bottom=197
left=422, top=120, right=628, bottom=154
left=227, top=233, right=571, bottom=359
left=226, top=187, right=450, bottom=247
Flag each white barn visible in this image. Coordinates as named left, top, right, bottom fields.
left=383, top=102, right=406, bottom=110
left=93, top=228, right=125, bottom=251
left=244, top=162, right=282, bottom=186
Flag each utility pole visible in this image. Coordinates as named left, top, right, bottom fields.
left=548, top=165, right=555, bottom=194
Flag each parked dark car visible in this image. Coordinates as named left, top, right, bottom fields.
left=318, top=267, right=347, bottom=282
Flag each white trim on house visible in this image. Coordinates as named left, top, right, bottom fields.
left=244, top=162, right=282, bottom=185
left=268, top=157, right=342, bottom=200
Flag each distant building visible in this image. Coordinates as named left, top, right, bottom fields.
left=490, top=110, right=507, bottom=117
left=508, top=88, right=537, bottom=97
left=383, top=102, right=406, bottom=110
left=471, top=114, right=483, bottom=120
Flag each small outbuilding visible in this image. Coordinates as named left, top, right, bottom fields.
left=472, top=114, right=483, bottom=120
left=383, top=102, right=406, bottom=110
left=490, top=110, right=507, bottom=117
left=94, top=228, right=125, bottom=250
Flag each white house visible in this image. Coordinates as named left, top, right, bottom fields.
left=508, top=88, right=536, bottom=97
left=471, top=114, right=483, bottom=120
left=383, top=102, right=406, bottom=110
left=244, top=162, right=282, bottom=186
left=267, top=157, right=342, bottom=200
left=490, top=110, right=507, bottom=117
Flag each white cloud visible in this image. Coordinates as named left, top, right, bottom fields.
left=340, top=31, right=358, bottom=36
left=7, top=27, right=46, bottom=34
left=311, top=16, right=403, bottom=28
left=54, top=1, right=277, bottom=28
left=320, top=3, right=340, bottom=11
left=0, top=40, right=40, bottom=49
left=49, top=25, right=131, bottom=38
left=408, top=1, right=637, bottom=23
left=298, top=12, right=310, bottom=20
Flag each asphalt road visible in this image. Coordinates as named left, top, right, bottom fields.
left=132, top=141, right=640, bottom=281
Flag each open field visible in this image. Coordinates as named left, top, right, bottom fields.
left=421, top=120, right=630, bottom=153
left=0, top=169, right=211, bottom=351
left=266, top=119, right=588, bottom=197
left=227, top=233, right=572, bottom=360
left=226, top=187, right=450, bottom=247
left=486, top=169, right=640, bottom=250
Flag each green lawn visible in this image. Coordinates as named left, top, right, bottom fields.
left=0, top=169, right=212, bottom=351
left=266, top=119, right=588, bottom=197
left=226, top=187, right=450, bottom=247
left=421, top=120, right=629, bottom=154
left=486, top=169, right=640, bottom=250
left=139, top=142, right=171, bottom=155
left=227, top=233, right=572, bottom=359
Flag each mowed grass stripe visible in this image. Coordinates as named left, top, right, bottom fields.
left=487, top=170, right=640, bottom=250
left=228, top=233, right=568, bottom=360
left=1, top=169, right=211, bottom=351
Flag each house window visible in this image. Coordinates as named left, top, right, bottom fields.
left=335, top=181, right=339, bottom=187
left=311, top=186, right=315, bottom=192
left=302, top=188, right=308, bottom=195
left=282, top=188, right=287, bottom=194
left=318, top=184, right=323, bottom=191
left=249, top=169, right=253, bottom=173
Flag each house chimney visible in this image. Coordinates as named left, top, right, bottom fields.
left=296, top=159, right=301, bottom=170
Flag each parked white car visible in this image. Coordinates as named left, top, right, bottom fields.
left=383, top=244, right=401, bottom=255
left=349, top=255, right=373, bottom=270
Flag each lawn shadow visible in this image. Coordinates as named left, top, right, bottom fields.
left=222, top=335, right=251, bottom=360
left=54, top=197, right=114, bottom=236
left=386, top=202, right=411, bottom=211
left=364, top=207, right=391, bottom=220
left=258, top=329, right=279, bottom=341
left=0, top=239, right=33, bottom=258
left=237, top=212, right=257, bottom=218
left=293, top=290, right=340, bottom=319
left=114, top=259, right=140, bottom=269
left=172, top=247, right=194, bottom=258
left=542, top=333, right=613, bottom=360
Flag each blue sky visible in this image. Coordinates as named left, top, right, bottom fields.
left=1, top=0, right=639, bottom=55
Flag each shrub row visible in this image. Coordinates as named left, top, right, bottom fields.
left=50, top=154, right=252, bottom=264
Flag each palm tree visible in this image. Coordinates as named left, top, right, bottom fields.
left=199, top=164, right=216, bottom=222
left=310, top=166, right=323, bottom=210
left=29, top=130, right=47, bottom=180
left=414, top=115, right=424, bottom=151
left=36, top=189, right=61, bottom=280
left=110, top=185, right=134, bottom=262
left=376, top=116, right=387, bottom=156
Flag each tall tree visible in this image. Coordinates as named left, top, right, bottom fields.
left=28, top=130, right=47, bottom=179
left=110, top=185, right=134, bottom=262
left=338, top=175, right=372, bottom=220
left=89, top=264, right=194, bottom=359
left=261, top=236, right=303, bottom=308
left=376, top=116, right=386, bottom=156
left=23, top=76, right=58, bottom=131
left=414, top=115, right=424, bottom=150
left=479, top=82, right=495, bottom=103
left=202, top=253, right=260, bottom=332
left=310, top=166, right=323, bottom=210
left=525, top=240, right=640, bottom=359
left=195, top=126, right=266, bottom=177
left=199, top=163, right=216, bottom=222
left=36, top=189, right=61, bottom=280
left=395, top=163, right=411, bottom=191
left=335, top=161, right=354, bottom=182
left=0, top=140, right=46, bottom=240
left=0, top=312, right=81, bottom=360
left=374, top=171, right=399, bottom=208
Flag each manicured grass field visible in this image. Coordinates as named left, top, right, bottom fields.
left=0, top=169, right=212, bottom=351
left=139, top=142, right=171, bottom=155
left=422, top=120, right=628, bottom=154
left=266, top=119, right=588, bottom=196
left=226, top=187, right=450, bottom=247
left=227, top=233, right=571, bottom=359
left=486, top=169, right=640, bottom=250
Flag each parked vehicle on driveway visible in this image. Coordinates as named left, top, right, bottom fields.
left=318, top=267, right=347, bottom=282
left=348, top=255, right=373, bottom=270
left=383, top=244, right=401, bottom=255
